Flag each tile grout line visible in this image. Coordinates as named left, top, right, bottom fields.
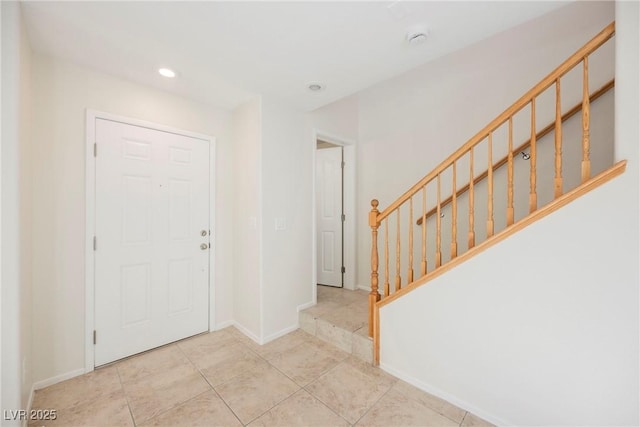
left=114, top=362, right=138, bottom=427
left=176, top=332, right=246, bottom=426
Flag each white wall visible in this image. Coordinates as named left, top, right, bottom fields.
left=378, top=1, right=639, bottom=425
left=356, top=1, right=615, bottom=288
left=1, top=1, right=33, bottom=421
left=30, top=53, right=234, bottom=384
left=260, top=100, right=311, bottom=340
left=232, top=97, right=262, bottom=340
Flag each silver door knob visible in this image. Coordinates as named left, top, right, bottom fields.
left=200, top=243, right=208, bottom=250
left=201, top=230, right=207, bottom=237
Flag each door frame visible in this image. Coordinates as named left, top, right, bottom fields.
left=311, top=129, right=356, bottom=302
left=84, top=110, right=216, bottom=372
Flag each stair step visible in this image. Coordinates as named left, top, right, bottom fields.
left=299, top=309, right=373, bottom=364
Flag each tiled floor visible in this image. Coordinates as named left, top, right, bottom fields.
left=30, top=325, right=493, bottom=426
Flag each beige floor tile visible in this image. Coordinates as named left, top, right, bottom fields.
left=248, top=389, right=348, bottom=427
left=215, top=363, right=300, bottom=424
left=461, top=412, right=495, bottom=426
left=351, top=330, right=373, bottom=364
left=122, top=362, right=211, bottom=424
left=316, top=318, right=352, bottom=353
left=303, top=300, right=345, bottom=318
left=391, top=381, right=466, bottom=424
left=356, top=388, right=458, bottom=427
left=116, top=344, right=190, bottom=383
left=139, top=390, right=241, bottom=427
left=226, top=327, right=263, bottom=352
left=299, top=311, right=317, bottom=335
left=319, top=305, right=368, bottom=332
left=305, top=357, right=397, bottom=424
left=29, top=390, right=133, bottom=427
left=199, top=342, right=269, bottom=387
left=31, top=366, right=122, bottom=411
left=178, top=329, right=237, bottom=359
left=268, top=340, right=345, bottom=386
left=254, top=329, right=314, bottom=361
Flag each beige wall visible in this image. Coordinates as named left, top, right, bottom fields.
left=30, top=53, right=234, bottom=383
left=1, top=1, right=33, bottom=420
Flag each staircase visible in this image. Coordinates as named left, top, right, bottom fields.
left=367, top=22, right=624, bottom=364
left=299, top=286, right=373, bottom=363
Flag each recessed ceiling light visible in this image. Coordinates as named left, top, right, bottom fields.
left=308, top=83, right=325, bottom=92
left=158, top=68, right=176, bottom=78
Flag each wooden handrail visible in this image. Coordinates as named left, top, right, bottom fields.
left=376, top=22, right=614, bottom=224
left=416, top=79, right=614, bottom=226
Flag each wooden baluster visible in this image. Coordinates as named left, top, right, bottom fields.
left=554, top=79, right=563, bottom=198
left=581, top=57, right=591, bottom=182
left=395, top=209, right=401, bottom=291
left=421, top=185, right=427, bottom=275
left=451, top=161, right=458, bottom=258
left=487, top=134, right=494, bottom=238
left=384, top=219, right=390, bottom=297
left=529, top=98, right=537, bottom=213
left=507, top=118, right=515, bottom=226
left=368, top=199, right=380, bottom=337
left=436, top=174, right=442, bottom=268
left=468, top=148, right=475, bottom=249
left=408, top=198, right=414, bottom=283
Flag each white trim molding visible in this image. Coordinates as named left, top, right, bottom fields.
left=84, top=110, right=216, bottom=371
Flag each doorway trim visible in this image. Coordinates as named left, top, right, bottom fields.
left=84, top=110, right=216, bottom=372
left=311, top=129, right=356, bottom=304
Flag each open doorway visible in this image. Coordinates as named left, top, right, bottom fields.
left=313, top=131, right=356, bottom=292
left=316, top=141, right=344, bottom=287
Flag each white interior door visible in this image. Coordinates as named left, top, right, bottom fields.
left=316, top=146, right=343, bottom=287
left=94, top=118, right=210, bottom=366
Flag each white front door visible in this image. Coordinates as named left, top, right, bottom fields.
left=316, top=146, right=343, bottom=287
left=94, top=118, right=210, bottom=366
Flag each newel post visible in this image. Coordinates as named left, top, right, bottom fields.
left=369, top=199, right=381, bottom=337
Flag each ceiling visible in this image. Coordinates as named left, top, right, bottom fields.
left=21, top=1, right=571, bottom=112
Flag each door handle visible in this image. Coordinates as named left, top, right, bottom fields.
left=200, top=243, right=208, bottom=250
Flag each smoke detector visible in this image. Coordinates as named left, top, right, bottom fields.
left=406, top=27, right=430, bottom=46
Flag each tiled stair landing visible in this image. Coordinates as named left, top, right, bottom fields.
left=299, top=285, right=373, bottom=364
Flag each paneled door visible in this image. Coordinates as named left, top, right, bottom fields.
left=94, top=118, right=210, bottom=366
left=316, top=146, right=343, bottom=287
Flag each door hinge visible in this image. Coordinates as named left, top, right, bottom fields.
left=341, top=266, right=346, bottom=274
left=93, top=236, right=97, bottom=251
left=93, top=330, right=97, bottom=345
left=93, top=143, right=97, bottom=157
left=341, top=214, right=346, bottom=222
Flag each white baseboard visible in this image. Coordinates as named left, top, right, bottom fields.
left=262, top=324, right=298, bottom=344
left=213, top=320, right=234, bottom=331
left=379, top=363, right=506, bottom=426
left=297, top=301, right=315, bottom=312
left=32, top=368, right=85, bottom=392
left=231, top=321, right=262, bottom=345
left=357, top=284, right=370, bottom=292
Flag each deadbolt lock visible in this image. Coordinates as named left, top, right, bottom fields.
left=201, top=230, right=207, bottom=237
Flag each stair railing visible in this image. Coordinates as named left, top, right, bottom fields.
left=367, top=22, right=616, bottom=339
